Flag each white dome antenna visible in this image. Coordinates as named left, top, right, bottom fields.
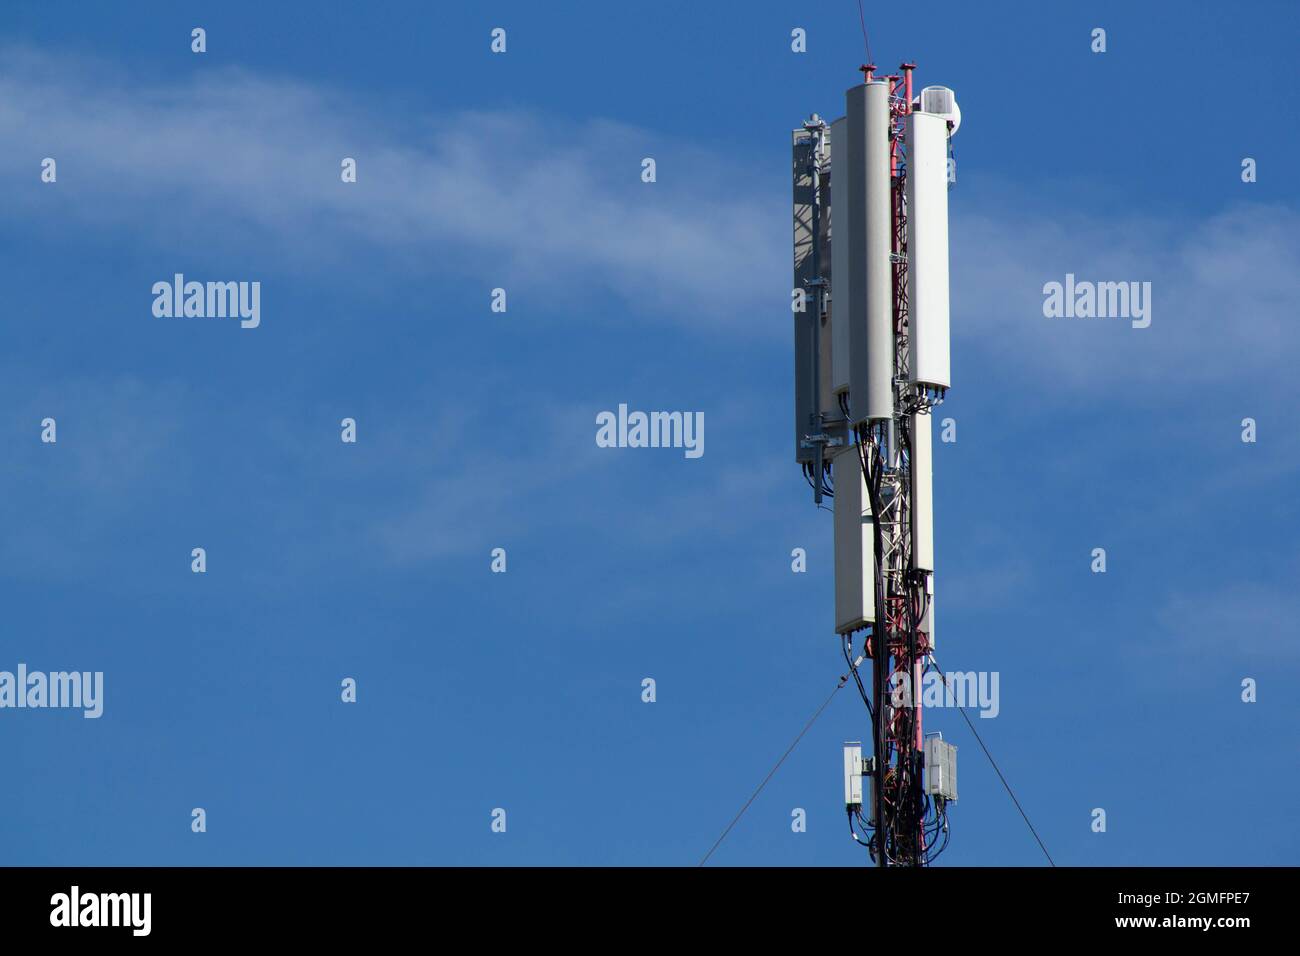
left=915, top=85, right=961, bottom=135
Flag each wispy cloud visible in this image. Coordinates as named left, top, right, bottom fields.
left=1156, top=579, right=1300, bottom=662
left=367, top=401, right=610, bottom=563
left=0, top=45, right=783, bottom=326
left=5, top=44, right=1296, bottom=367
left=0, top=372, right=188, bottom=579
left=952, top=197, right=1300, bottom=392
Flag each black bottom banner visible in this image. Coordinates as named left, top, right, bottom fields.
left=0, top=865, right=1284, bottom=942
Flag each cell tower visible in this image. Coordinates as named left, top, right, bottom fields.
left=792, top=63, right=960, bottom=866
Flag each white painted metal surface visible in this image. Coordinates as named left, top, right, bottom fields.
left=833, top=444, right=876, bottom=633
left=906, top=111, right=951, bottom=391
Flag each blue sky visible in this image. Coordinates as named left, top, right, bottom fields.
left=1, top=0, right=1297, bottom=866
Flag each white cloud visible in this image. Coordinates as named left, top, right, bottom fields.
left=0, top=45, right=783, bottom=326
left=5, top=44, right=1296, bottom=369
left=951, top=197, right=1300, bottom=392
